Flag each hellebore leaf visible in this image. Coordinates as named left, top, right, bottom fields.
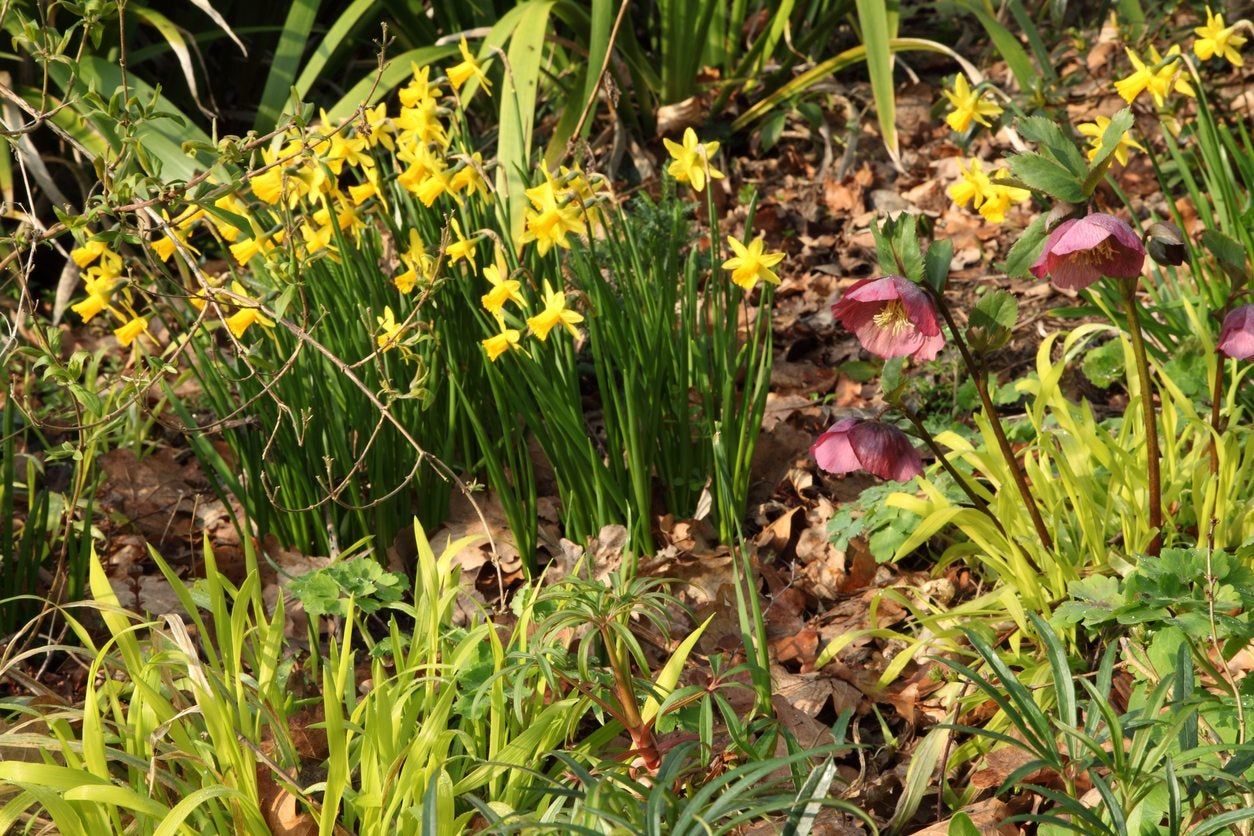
left=967, top=289, right=1018, bottom=353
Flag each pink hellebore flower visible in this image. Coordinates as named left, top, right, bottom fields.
left=832, top=275, right=945, bottom=360
left=1029, top=213, right=1145, bottom=291
left=1218, top=305, right=1254, bottom=360
left=810, top=418, right=924, bottom=482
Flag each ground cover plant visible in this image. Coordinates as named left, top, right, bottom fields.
left=2, top=1, right=1254, bottom=833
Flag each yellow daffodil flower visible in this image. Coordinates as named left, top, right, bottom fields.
left=151, top=229, right=197, bottom=262
left=722, top=235, right=784, bottom=291
left=1115, top=45, right=1194, bottom=107
left=449, top=153, right=489, bottom=200
left=394, top=229, right=435, bottom=294
left=400, top=64, right=440, bottom=109
left=1194, top=6, right=1246, bottom=66
left=519, top=177, right=586, bottom=255
left=446, top=219, right=478, bottom=270
left=526, top=282, right=583, bottom=341
left=211, top=194, right=248, bottom=242
left=376, top=306, right=403, bottom=351
left=113, top=316, right=148, bottom=347
left=348, top=181, right=378, bottom=206
left=976, top=182, right=1031, bottom=224
left=361, top=102, right=394, bottom=150
left=1077, top=116, right=1145, bottom=165
left=947, top=158, right=994, bottom=209
left=481, top=251, right=524, bottom=314
left=72, top=293, right=109, bottom=323
left=415, top=166, right=452, bottom=207
left=447, top=38, right=490, bottom=94
left=948, top=159, right=1028, bottom=224
left=482, top=315, right=521, bottom=361
left=663, top=128, right=724, bottom=193
left=71, top=239, right=109, bottom=268
left=328, top=132, right=372, bottom=171
left=941, top=74, right=1002, bottom=132
left=229, top=230, right=284, bottom=266
left=223, top=281, right=274, bottom=339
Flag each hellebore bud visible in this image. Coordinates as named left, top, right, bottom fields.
left=1144, top=222, right=1187, bottom=267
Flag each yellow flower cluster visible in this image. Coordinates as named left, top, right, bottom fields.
left=947, top=159, right=1030, bottom=225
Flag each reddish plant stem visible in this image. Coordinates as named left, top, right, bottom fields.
left=1209, top=352, right=1225, bottom=482
left=1121, top=280, right=1163, bottom=556
left=931, top=290, right=1054, bottom=552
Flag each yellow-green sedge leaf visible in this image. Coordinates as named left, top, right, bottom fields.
left=640, top=613, right=714, bottom=725
left=889, top=725, right=947, bottom=830
left=63, top=784, right=166, bottom=818
left=154, top=786, right=252, bottom=836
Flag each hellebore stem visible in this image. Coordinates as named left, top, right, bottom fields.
left=1120, top=279, right=1163, bottom=556
left=902, top=407, right=1005, bottom=535
left=1209, top=349, right=1225, bottom=481
left=931, top=289, right=1054, bottom=552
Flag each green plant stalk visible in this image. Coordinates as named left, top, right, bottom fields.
left=713, top=430, right=772, bottom=716
left=1120, top=279, right=1163, bottom=556
left=932, top=291, right=1053, bottom=551
left=901, top=407, right=999, bottom=527
left=1209, top=352, right=1225, bottom=483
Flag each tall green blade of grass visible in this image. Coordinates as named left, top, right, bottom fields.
left=293, top=0, right=382, bottom=103
left=495, top=0, right=556, bottom=245
left=856, top=0, right=899, bottom=166
left=255, top=0, right=321, bottom=131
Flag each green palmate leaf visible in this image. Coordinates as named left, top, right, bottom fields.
left=1200, top=228, right=1249, bottom=282
left=1007, top=152, right=1086, bottom=203
left=1001, top=213, right=1049, bottom=278
left=1015, top=115, right=1086, bottom=177
left=1081, top=107, right=1135, bottom=195
left=967, top=290, right=1018, bottom=353
left=1081, top=338, right=1126, bottom=388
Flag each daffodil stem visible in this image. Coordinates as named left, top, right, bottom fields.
left=932, top=290, right=1053, bottom=552
left=1121, top=280, right=1163, bottom=556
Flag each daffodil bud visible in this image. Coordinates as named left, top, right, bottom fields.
left=1144, top=221, right=1187, bottom=267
